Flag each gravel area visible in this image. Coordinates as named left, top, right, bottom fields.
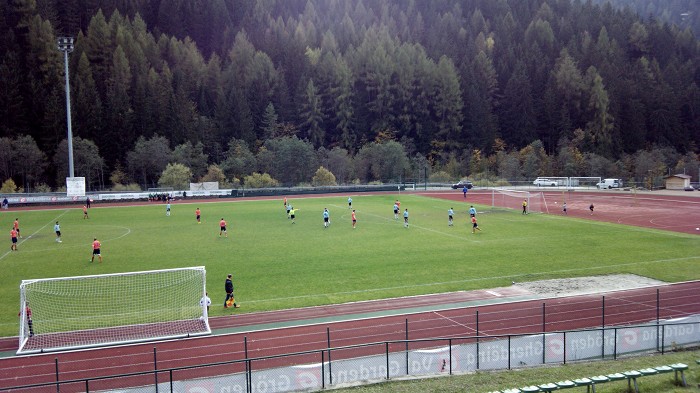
left=513, top=274, right=666, bottom=297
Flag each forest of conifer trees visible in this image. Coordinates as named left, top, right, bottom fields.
left=0, top=0, right=698, bottom=191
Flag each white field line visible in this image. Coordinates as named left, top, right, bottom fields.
left=0, top=210, right=70, bottom=261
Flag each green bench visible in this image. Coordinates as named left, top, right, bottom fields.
left=492, top=363, right=691, bottom=392
left=669, top=363, right=688, bottom=387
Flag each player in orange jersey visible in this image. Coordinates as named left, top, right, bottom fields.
left=219, top=218, right=228, bottom=237
left=471, top=216, right=481, bottom=234
left=10, top=228, right=18, bottom=251
left=91, top=238, right=102, bottom=262
left=195, top=208, right=201, bottom=224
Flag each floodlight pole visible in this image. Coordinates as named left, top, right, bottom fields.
left=57, top=37, right=75, bottom=178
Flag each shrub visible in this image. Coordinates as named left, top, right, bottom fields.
left=243, top=173, right=280, bottom=188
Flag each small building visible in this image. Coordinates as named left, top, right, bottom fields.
left=664, top=174, right=691, bottom=190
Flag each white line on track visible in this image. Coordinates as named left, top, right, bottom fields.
left=432, top=311, right=478, bottom=334
left=0, top=210, right=70, bottom=261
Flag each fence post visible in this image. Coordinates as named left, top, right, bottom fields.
left=321, top=350, right=325, bottom=389
left=602, top=296, right=605, bottom=328
left=385, top=342, right=390, bottom=379
left=507, top=335, right=511, bottom=369
left=153, top=347, right=158, bottom=393
left=327, top=327, right=333, bottom=385
left=244, top=336, right=250, bottom=393
left=601, top=327, right=605, bottom=359
left=55, top=358, right=60, bottom=393
left=542, top=332, right=546, bottom=365
left=169, top=370, right=173, bottom=393
left=661, top=324, right=665, bottom=354
left=85, top=380, right=89, bottom=393
left=542, top=302, right=546, bottom=333
left=476, top=310, right=480, bottom=370
left=656, top=288, right=660, bottom=352
left=405, top=319, right=409, bottom=375
left=449, top=339, right=453, bottom=375
left=563, top=331, right=567, bottom=364
left=614, top=328, right=618, bottom=360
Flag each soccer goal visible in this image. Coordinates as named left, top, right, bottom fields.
left=18, top=267, right=209, bottom=354
left=491, top=189, right=548, bottom=214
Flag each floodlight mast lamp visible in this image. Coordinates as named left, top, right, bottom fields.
left=57, top=36, right=75, bottom=178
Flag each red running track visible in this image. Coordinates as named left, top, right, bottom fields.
left=1, top=281, right=699, bottom=390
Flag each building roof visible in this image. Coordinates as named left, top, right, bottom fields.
left=664, top=174, right=692, bottom=179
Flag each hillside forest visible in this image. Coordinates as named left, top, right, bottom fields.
left=0, top=0, right=699, bottom=191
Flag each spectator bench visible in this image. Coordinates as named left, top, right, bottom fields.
left=486, top=363, right=689, bottom=393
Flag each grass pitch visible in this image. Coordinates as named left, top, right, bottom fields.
left=1, top=194, right=698, bottom=337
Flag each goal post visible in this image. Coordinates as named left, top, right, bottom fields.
left=18, top=267, right=209, bottom=355
left=491, top=189, right=548, bottom=214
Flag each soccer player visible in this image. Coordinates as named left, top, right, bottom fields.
left=351, top=209, right=357, bottom=228
left=469, top=205, right=477, bottom=218
left=54, top=221, right=62, bottom=243
left=562, top=202, right=567, bottom=215
left=195, top=208, right=201, bottom=223
left=462, top=186, right=468, bottom=199
left=395, top=199, right=401, bottom=210
left=18, top=303, right=33, bottom=337
left=200, top=292, right=211, bottom=312
left=448, top=208, right=454, bottom=226
left=348, top=197, right=352, bottom=209
left=283, top=196, right=287, bottom=208
left=522, top=199, right=528, bottom=215
left=13, top=218, right=20, bottom=238
left=393, top=202, right=399, bottom=220
left=224, top=274, right=240, bottom=308
left=290, top=207, right=297, bottom=223
left=403, top=209, right=409, bottom=228
left=91, top=238, right=102, bottom=263
left=83, top=205, right=89, bottom=219
left=165, top=202, right=171, bottom=216
left=286, top=203, right=292, bottom=218
left=589, top=203, right=594, bottom=215
left=10, top=227, right=18, bottom=251
left=471, top=215, right=481, bottom=234
left=219, top=218, right=228, bottom=237
left=323, top=208, right=330, bottom=228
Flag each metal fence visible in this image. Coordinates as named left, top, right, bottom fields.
left=2, top=319, right=698, bottom=393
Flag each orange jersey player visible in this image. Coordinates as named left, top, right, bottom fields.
left=91, top=238, right=102, bottom=262
left=219, top=218, right=228, bottom=237
left=471, top=216, right=481, bottom=233
left=195, top=208, right=201, bottom=223
left=10, top=228, right=18, bottom=251
left=13, top=218, right=20, bottom=238
left=351, top=209, right=357, bottom=228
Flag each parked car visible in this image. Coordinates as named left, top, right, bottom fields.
left=451, top=181, right=473, bottom=190
left=533, top=178, right=557, bottom=187
left=596, top=178, right=622, bottom=189
left=684, top=185, right=696, bottom=191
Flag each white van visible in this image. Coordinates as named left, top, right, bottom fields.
left=596, top=178, right=622, bottom=189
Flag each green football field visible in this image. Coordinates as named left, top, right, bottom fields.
left=1, top=193, right=699, bottom=337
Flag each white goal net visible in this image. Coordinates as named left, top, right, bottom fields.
left=18, top=267, right=209, bottom=354
left=491, top=189, right=547, bottom=214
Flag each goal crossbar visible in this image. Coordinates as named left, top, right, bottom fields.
left=18, top=267, right=209, bottom=354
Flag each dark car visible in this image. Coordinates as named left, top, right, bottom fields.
left=451, top=181, right=473, bottom=190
